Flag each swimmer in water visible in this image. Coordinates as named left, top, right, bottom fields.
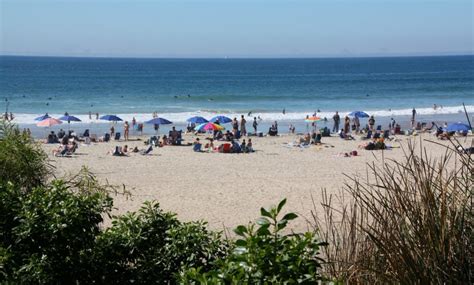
left=282, top=108, right=286, bottom=115
left=248, top=111, right=252, bottom=117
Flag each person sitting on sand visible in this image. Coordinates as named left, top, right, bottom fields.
left=241, top=139, right=246, bottom=151
left=111, top=146, right=127, bottom=156
left=204, top=138, right=215, bottom=152
left=122, top=145, right=129, bottom=155
left=299, top=133, right=311, bottom=145
left=268, top=124, right=278, bottom=136
left=132, top=146, right=139, bottom=153
left=214, top=130, right=224, bottom=140
left=193, top=138, right=202, bottom=152
left=246, top=138, right=254, bottom=153
left=225, top=130, right=234, bottom=141
left=312, top=132, right=322, bottom=145
left=231, top=140, right=242, bottom=153
left=47, top=131, right=59, bottom=144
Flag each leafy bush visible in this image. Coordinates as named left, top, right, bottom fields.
left=0, top=180, right=113, bottom=283
left=92, top=201, right=227, bottom=284
left=0, top=121, right=52, bottom=189
left=180, top=199, right=327, bottom=284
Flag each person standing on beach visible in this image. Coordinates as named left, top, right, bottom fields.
left=253, top=117, right=258, bottom=134
left=354, top=116, right=360, bottom=133
left=124, top=121, right=130, bottom=141
left=368, top=115, right=375, bottom=131
left=333, top=111, right=340, bottom=133
left=132, top=117, right=136, bottom=129
left=232, top=117, right=239, bottom=134
left=411, top=108, right=417, bottom=127
left=240, top=115, right=247, bottom=136
left=344, top=116, right=350, bottom=134
left=96, top=113, right=99, bottom=120
left=89, top=111, right=92, bottom=120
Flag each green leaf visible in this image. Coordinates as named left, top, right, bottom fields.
left=260, top=207, right=272, bottom=218
left=256, top=217, right=270, bottom=226
left=277, top=198, right=287, bottom=214
left=282, top=213, right=298, bottom=221
left=234, top=225, right=248, bottom=236
left=235, top=239, right=247, bottom=247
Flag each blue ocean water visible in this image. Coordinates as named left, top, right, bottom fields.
left=0, top=55, right=473, bottom=125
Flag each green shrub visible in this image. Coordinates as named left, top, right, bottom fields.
left=0, top=121, right=52, bottom=189
left=92, top=201, right=227, bottom=284
left=180, top=199, right=327, bottom=284
left=0, top=180, right=113, bottom=283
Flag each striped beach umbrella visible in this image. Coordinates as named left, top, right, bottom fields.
left=36, top=117, right=62, bottom=127
left=195, top=122, right=225, bottom=131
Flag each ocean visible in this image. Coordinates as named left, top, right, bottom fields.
left=1, top=55, right=473, bottom=135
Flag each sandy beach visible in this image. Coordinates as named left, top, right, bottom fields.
left=42, top=132, right=469, bottom=233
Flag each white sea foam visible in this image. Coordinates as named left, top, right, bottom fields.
left=9, top=105, right=474, bottom=125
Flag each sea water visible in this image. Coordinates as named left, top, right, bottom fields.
left=1, top=55, right=473, bottom=136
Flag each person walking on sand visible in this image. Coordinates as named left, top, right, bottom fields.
left=253, top=117, right=258, bottom=134
left=333, top=111, right=340, bottom=133
left=124, top=121, right=130, bottom=141
left=240, top=115, right=247, bottom=136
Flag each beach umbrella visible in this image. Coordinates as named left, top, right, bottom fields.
left=304, top=116, right=321, bottom=123
left=100, top=114, right=123, bottom=122
left=145, top=117, right=173, bottom=135
left=145, top=117, right=173, bottom=125
left=36, top=117, right=62, bottom=127
left=195, top=122, right=225, bottom=131
left=187, top=116, right=208, bottom=124
left=34, top=113, right=51, bottom=121
left=210, top=115, right=232, bottom=124
left=445, top=122, right=471, bottom=132
left=59, top=115, right=82, bottom=122
left=59, top=115, right=82, bottom=131
left=348, top=111, right=369, bottom=118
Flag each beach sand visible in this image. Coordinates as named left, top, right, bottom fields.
left=41, top=132, right=469, bottom=233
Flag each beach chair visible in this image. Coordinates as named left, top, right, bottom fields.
left=104, top=133, right=111, bottom=142
left=376, top=125, right=382, bottom=131
left=82, top=129, right=90, bottom=137
left=383, top=130, right=390, bottom=139
left=114, top=132, right=121, bottom=141
left=141, top=145, right=153, bottom=155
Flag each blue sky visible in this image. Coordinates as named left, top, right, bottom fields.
left=1, top=0, right=472, bottom=58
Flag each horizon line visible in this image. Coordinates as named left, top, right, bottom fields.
left=1, top=52, right=473, bottom=60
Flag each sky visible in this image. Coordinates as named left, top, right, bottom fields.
left=1, top=0, right=473, bottom=58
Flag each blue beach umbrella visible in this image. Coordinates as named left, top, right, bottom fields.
left=59, top=114, right=82, bottom=130
left=348, top=111, right=370, bottom=118
left=187, top=116, right=208, bottom=124
left=210, top=115, right=232, bottom=124
left=445, top=123, right=471, bottom=132
left=100, top=115, right=123, bottom=122
left=145, top=117, right=173, bottom=135
left=34, top=113, right=51, bottom=121
left=145, top=117, right=173, bottom=125
left=59, top=115, right=82, bottom=122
